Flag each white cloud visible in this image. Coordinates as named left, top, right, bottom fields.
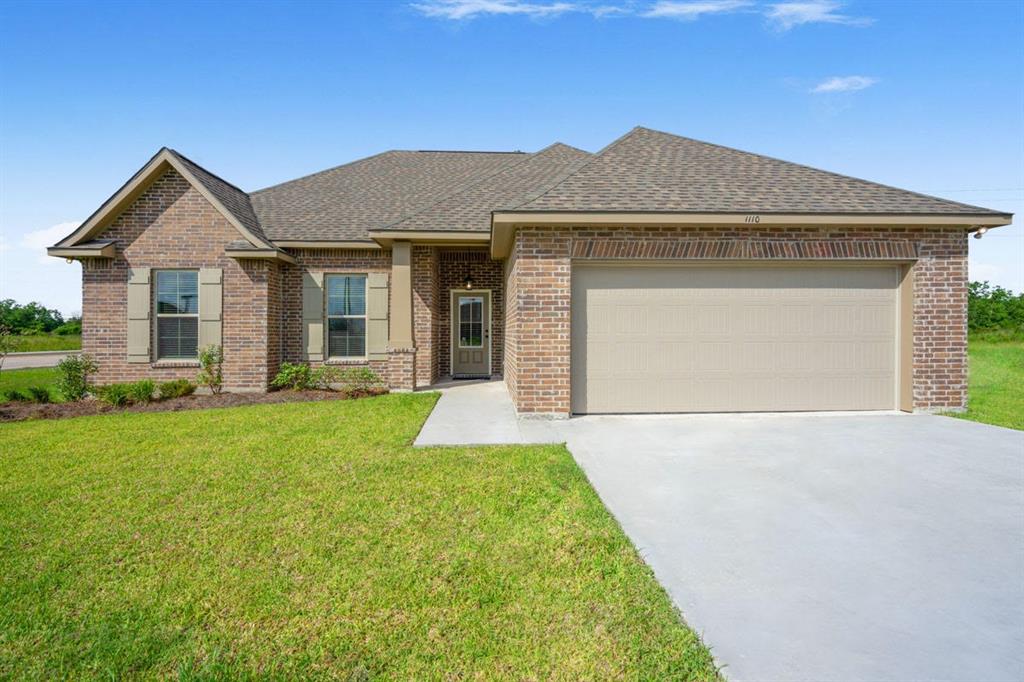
left=20, top=221, right=81, bottom=265
left=765, top=1, right=872, bottom=30
left=811, top=75, right=877, bottom=93
left=411, top=0, right=579, bottom=19
left=642, top=0, right=751, bottom=19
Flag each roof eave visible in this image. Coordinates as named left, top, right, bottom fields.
left=488, top=211, right=1013, bottom=258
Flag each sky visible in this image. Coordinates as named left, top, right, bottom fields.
left=0, top=0, right=1021, bottom=316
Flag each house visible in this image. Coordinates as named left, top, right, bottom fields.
left=49, top=127, right=1011, bottom=416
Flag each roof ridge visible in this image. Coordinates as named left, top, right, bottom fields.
left=507, top=127, right=644, bottom=210
left=632, top=127, right=998, bottom=215
left=377, top=147, right=550, bottom=230
left=250, top=150, right=398, bottom=195
left=166, top=148, right=251, bottom=197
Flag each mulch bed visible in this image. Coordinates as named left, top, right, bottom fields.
left=0, top=388, right=389, bottom=423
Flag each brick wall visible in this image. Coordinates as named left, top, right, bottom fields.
left=280, top=248, right=392, bottom=380
left=412, top=246, right=439, bottom=387
left=438, top=248, right=504, bottom=378
left=506, top=225, right=968, bottom=415
left=81, top=168, right=274, bottom=390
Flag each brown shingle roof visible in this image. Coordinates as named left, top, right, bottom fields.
left=168, top=149, right=274, bottom=247
left=381, top=143, right=590, bottom=233
left=512, top=127, right=1007, bottom=216
left=249, top=150, right=527, bottom=242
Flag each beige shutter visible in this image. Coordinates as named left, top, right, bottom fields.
left=367, top=272, right=389, bottom=360
left=198, top=268, right=223, bottom=349
left=126, top=267, right=151, bottom=363
left=302, top=272, right=324, bottom=361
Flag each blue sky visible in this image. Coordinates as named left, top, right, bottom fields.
left=1, top=0, right=1020, bottom=315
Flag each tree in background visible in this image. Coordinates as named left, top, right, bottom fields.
left=0, top=299, right=65, bottom=334
left=968, top=282, right=1024, bottom=334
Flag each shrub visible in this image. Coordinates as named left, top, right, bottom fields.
left=56, top=353, right=98, bottom=401
left=968, top=281, right=1024, bottom=334
left=196, top=345, right=224, bottom=394
left=95, top=383, right=132, bottom=407
left=25, top=386, right=52, bottom=404
left=53, top=319, right=82, bottom=336
left=334, top=366, right=386, bottom=394
left=127, top=379, right=156, bottom=404
left=158, top=379, right=196, bottom=400
left=2, top=388, right=29, bottom=402
left=271, top=362, right=316, bottom=391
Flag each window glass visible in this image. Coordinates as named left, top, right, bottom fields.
left=326, top=275, right=367, bottom=358
left=459, top=297, right=483, bottom=348
left=155, top=270, right=199, bottom=359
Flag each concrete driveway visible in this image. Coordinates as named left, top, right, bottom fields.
left=537, top=412, right=1024, bottom=682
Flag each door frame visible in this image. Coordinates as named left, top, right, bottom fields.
left=450, top=288, right=492, bottom=378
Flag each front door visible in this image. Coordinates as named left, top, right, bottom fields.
left=451, top=290, right=491, bottom=378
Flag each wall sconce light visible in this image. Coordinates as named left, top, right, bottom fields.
left=463, top=273, right=474, bottom=290
left=973, top=226, right=989, bottom=240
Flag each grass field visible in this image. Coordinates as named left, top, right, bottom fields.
left=0, top=393, right=719, bottom=680
left=0, top=366, right=62, bottom=401
left=950, top=339, right=1024, bottom=431
left=8, top=334, right=81, bottom=351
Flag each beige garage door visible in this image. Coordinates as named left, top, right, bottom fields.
left=571, top=265, right=899, bottom=414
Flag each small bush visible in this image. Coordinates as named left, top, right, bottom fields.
left=332, top=366, right=386, bottom=394
left=197, top=345, right=224, bottom=394
left=158, top=379, right=196, bottom=400
left=127, top=379, right=155, bottom=404
left=56, top=353, right=98, bottom=402
left=25, top=386, right=52, bottom=404
left=2, top=388, right=29, bottom=402
left=271, top=362, right=315, bottom=391
left=53, top=320, right=82, bottom=336
left=95, top=383, right=132, bottom=407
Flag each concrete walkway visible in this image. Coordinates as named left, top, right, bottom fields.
left=3, top=350, right=71, bottom=370
left=413, top=378, right=558, bottom=446
left=414, top=380, right=1024, bottom=681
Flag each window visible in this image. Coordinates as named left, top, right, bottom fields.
left=458, top=296, right=483, bottom=348
left=326, top=274, right=366, bottom=358
left=155, top=270, right=199, bottom=360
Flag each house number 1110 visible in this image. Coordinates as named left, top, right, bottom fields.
left=744, top=215, right=761, bottom=223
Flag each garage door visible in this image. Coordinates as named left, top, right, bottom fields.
left=571, top=265, right=899, bottom=414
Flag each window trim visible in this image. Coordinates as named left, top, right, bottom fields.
left=325, top=273, right=368, bottom=361
left=154, top=268, right=200, bottom=361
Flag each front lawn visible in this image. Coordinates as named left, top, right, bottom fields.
left=0, top=366, right=62, bottom=401
left=8, top=333, right=81, bottom=351
left=0, top=393, right=718, bottom=680
left=952, top=339, right=1024, bottom=430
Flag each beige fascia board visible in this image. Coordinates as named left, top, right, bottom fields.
left=370, top=230, right=490, bottom=249
left=274, top=240, right=382, bottom=250
left=225, top=249, right=297, bottom=264
left=489, top=212, right=1013, bottom=258
left=56, top=149, right=272, bottom=250
left=47, top=243, right=117, bottom=259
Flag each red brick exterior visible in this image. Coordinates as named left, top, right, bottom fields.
left=504, top=225, right=969, bottom=416
left=412, top=246, right=439, bottom=387
left=81, top=169, right=275, bottom=390
left=438, top=248, right=504, bottom=378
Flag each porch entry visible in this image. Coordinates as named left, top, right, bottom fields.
left=450, top=289, right=491, bottom=378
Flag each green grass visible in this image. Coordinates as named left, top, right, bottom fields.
left=0, top=366, right=62, bottom=401
left=0, top=393, right=719, bottom=680
left=951, top=339, right=1024, bottom=431
left=9, top=334, right=81, bottom=351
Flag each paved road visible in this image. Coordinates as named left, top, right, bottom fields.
left=546, top=412, right=1024, bottom=682
left=3, top=351, right=71, bottom=370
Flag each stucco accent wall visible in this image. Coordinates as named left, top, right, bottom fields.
left=506, top=225, right=968, bottom=415
left=81, top=168, right=273, bottom=390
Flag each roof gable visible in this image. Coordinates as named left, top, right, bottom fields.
left=513, top=127, right=1006, bottom=216
left=55, top=148, right=275, bottom=249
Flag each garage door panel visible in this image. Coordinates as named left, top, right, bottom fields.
left=571, top=265, right=898, bottom=413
